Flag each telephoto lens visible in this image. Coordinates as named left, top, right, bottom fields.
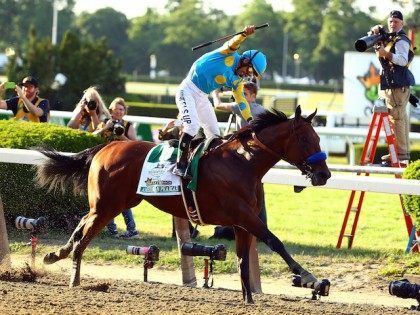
left=389, top=279, right=420, bottom=301
left=113, top=121, right=125, bottom=136
left=15, top=216, right=36, bottom=230
left=87, top=100, right=97, bottom=110
left=181, top=242, right=227, bottom=261
left=126, top=245, right=160, bottom=261
left=15, top=216, right=46, bottom=232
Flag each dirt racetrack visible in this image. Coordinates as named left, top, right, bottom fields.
left=0, top=254, right=418, bottom=315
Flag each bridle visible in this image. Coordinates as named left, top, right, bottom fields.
left=251, top=120, right=326, bottom=175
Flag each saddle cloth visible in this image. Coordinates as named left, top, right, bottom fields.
left=137, top=142, right=181, bottom=196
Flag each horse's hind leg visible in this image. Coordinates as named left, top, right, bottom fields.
left=234, top=227, right=254, bottom=304
left=69, top=212, right=110, bottom=287
left=44, top=215, right=88, bottom=265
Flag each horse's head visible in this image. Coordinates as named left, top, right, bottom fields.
left=251, top=106, right=331, bottom=186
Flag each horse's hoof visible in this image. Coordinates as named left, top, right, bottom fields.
left=43, top=252, right=59, bottom=265
left=245, top=298, right=255, bottom=304
left=300, top=270, right=317, bottom=286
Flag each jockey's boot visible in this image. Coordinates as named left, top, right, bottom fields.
left=173, top=132, right=193, bottom=178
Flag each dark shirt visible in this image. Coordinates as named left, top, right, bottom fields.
left=6, top=96, right=50, bottom=122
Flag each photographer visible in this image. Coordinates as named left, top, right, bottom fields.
left=67, top=86, right=110, bottom=132
left=370, top=10, right=415, bottom=163
left=93, top=97, right=137, bottom=141
left=0, top=76, right=50, bottom=123
left=94, top=97, right=139, bottom=239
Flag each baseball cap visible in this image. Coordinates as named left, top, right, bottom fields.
left=389, top=10, right=403, bottom=20
left=21, top=76, right=39, bottom=87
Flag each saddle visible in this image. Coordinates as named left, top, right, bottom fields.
left=163, top=131, right=224, bottom=225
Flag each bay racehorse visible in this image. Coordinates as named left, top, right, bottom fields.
left=35, top=106, right=331, bottom=303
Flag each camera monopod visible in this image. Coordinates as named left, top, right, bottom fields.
left=292, top=274, right=330, bottom=300
left=191, top=23, right=269, bottom=51
left=15, top=216, right=47, bottom=267
left=181, top=242, right=227, bottom=288
left=126, top=245, right=160, bottom=282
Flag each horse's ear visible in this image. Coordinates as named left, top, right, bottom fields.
left=295, top=105, right=302, bottom=118
left=306, top=109, right=318, bottom=122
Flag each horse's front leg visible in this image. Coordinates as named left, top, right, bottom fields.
left=233, top=226, right=254, bottom=304
left=244, top=218, right=317, bottom=287
left=263, top=229, right=317, bottom=285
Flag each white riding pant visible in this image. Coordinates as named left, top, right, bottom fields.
left=175, top=79, right=220, bottom=138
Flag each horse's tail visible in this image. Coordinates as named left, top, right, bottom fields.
left=35, top=143, right=107, bottom=196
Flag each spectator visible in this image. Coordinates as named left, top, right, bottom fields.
left=94, top=97, right=139, bottom=239
left=370, top=10, right=415, bottom=163
left=0, top=76, right=50, bottom=122
left=210, top=81, right=267, bottom=239
left=172, top=25, right=267, bottom=177
left=67, top=86, right=110, bottom=132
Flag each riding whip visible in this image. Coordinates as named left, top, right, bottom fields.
left=191, top=23, right=270, bottom=51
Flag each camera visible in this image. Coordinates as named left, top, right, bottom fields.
left=15, top=216, right=46, bottom=233
left=126, top=245, right=160, bottom=261
left=112, top=120, right=125, bottom=136
left=84, top=100, right=97, bottom=110
left=355, top=27, right=388, bottom=52
left=389, top=279, right=420, bottom=302
left=181, top=242, right=227, bottom=261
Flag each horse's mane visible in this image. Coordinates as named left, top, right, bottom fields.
left=250, top=108, right=289, bottom=132
left=224, top=108, right=289, bottom=143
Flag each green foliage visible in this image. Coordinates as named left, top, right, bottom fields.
left=234, top=0, right=283, bottom=74
left=402, top=160, right=420, bottom=226
left=56, top=32, right=125, bottom=110
left=0, top=0, right=75, bottom=52
left=0, top=120, right=104, bottom=150
left=0, top=121, right=105, bottom=226
left=73, top=8, right=129, bottom=57
left=5, top=28, right=125, bottom=112
left=124, top=9, right=166, bottom=73
left=311, top=0, right=376, bottom=81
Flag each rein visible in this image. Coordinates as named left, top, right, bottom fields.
left=251, top=125, right=326, bottom=172
left=251, top=132, right=282, bottom=159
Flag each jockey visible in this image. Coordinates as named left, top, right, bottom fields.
left=173, top=25, right=267, bottom=177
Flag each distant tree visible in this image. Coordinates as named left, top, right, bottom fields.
left=0, top=0, right=75, bottom=51
left=159, top=0, right=226, bottom=76
left=73, top=7, right=129, bottom=63
left=125, top=8, right=166, bottom=75
left=6, top=27, right=57, bottom=103
left=285, top=0, right=329, bottom=80
left=234, top=0, right=284, bottom=79
left=57, top=31, right=125, bottom=110
left=311, top=0, right=376, bottom=81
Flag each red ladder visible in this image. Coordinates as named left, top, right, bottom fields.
left=336, top=105, right=417, bottom=252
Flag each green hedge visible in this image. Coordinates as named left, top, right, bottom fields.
left=402, top=160, right=420, bottom=226
left=0, top=121, right=105, bottom=229
left=124, top=75, right=343, bottom=93
left=127, top=102, right=231, bottom=121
